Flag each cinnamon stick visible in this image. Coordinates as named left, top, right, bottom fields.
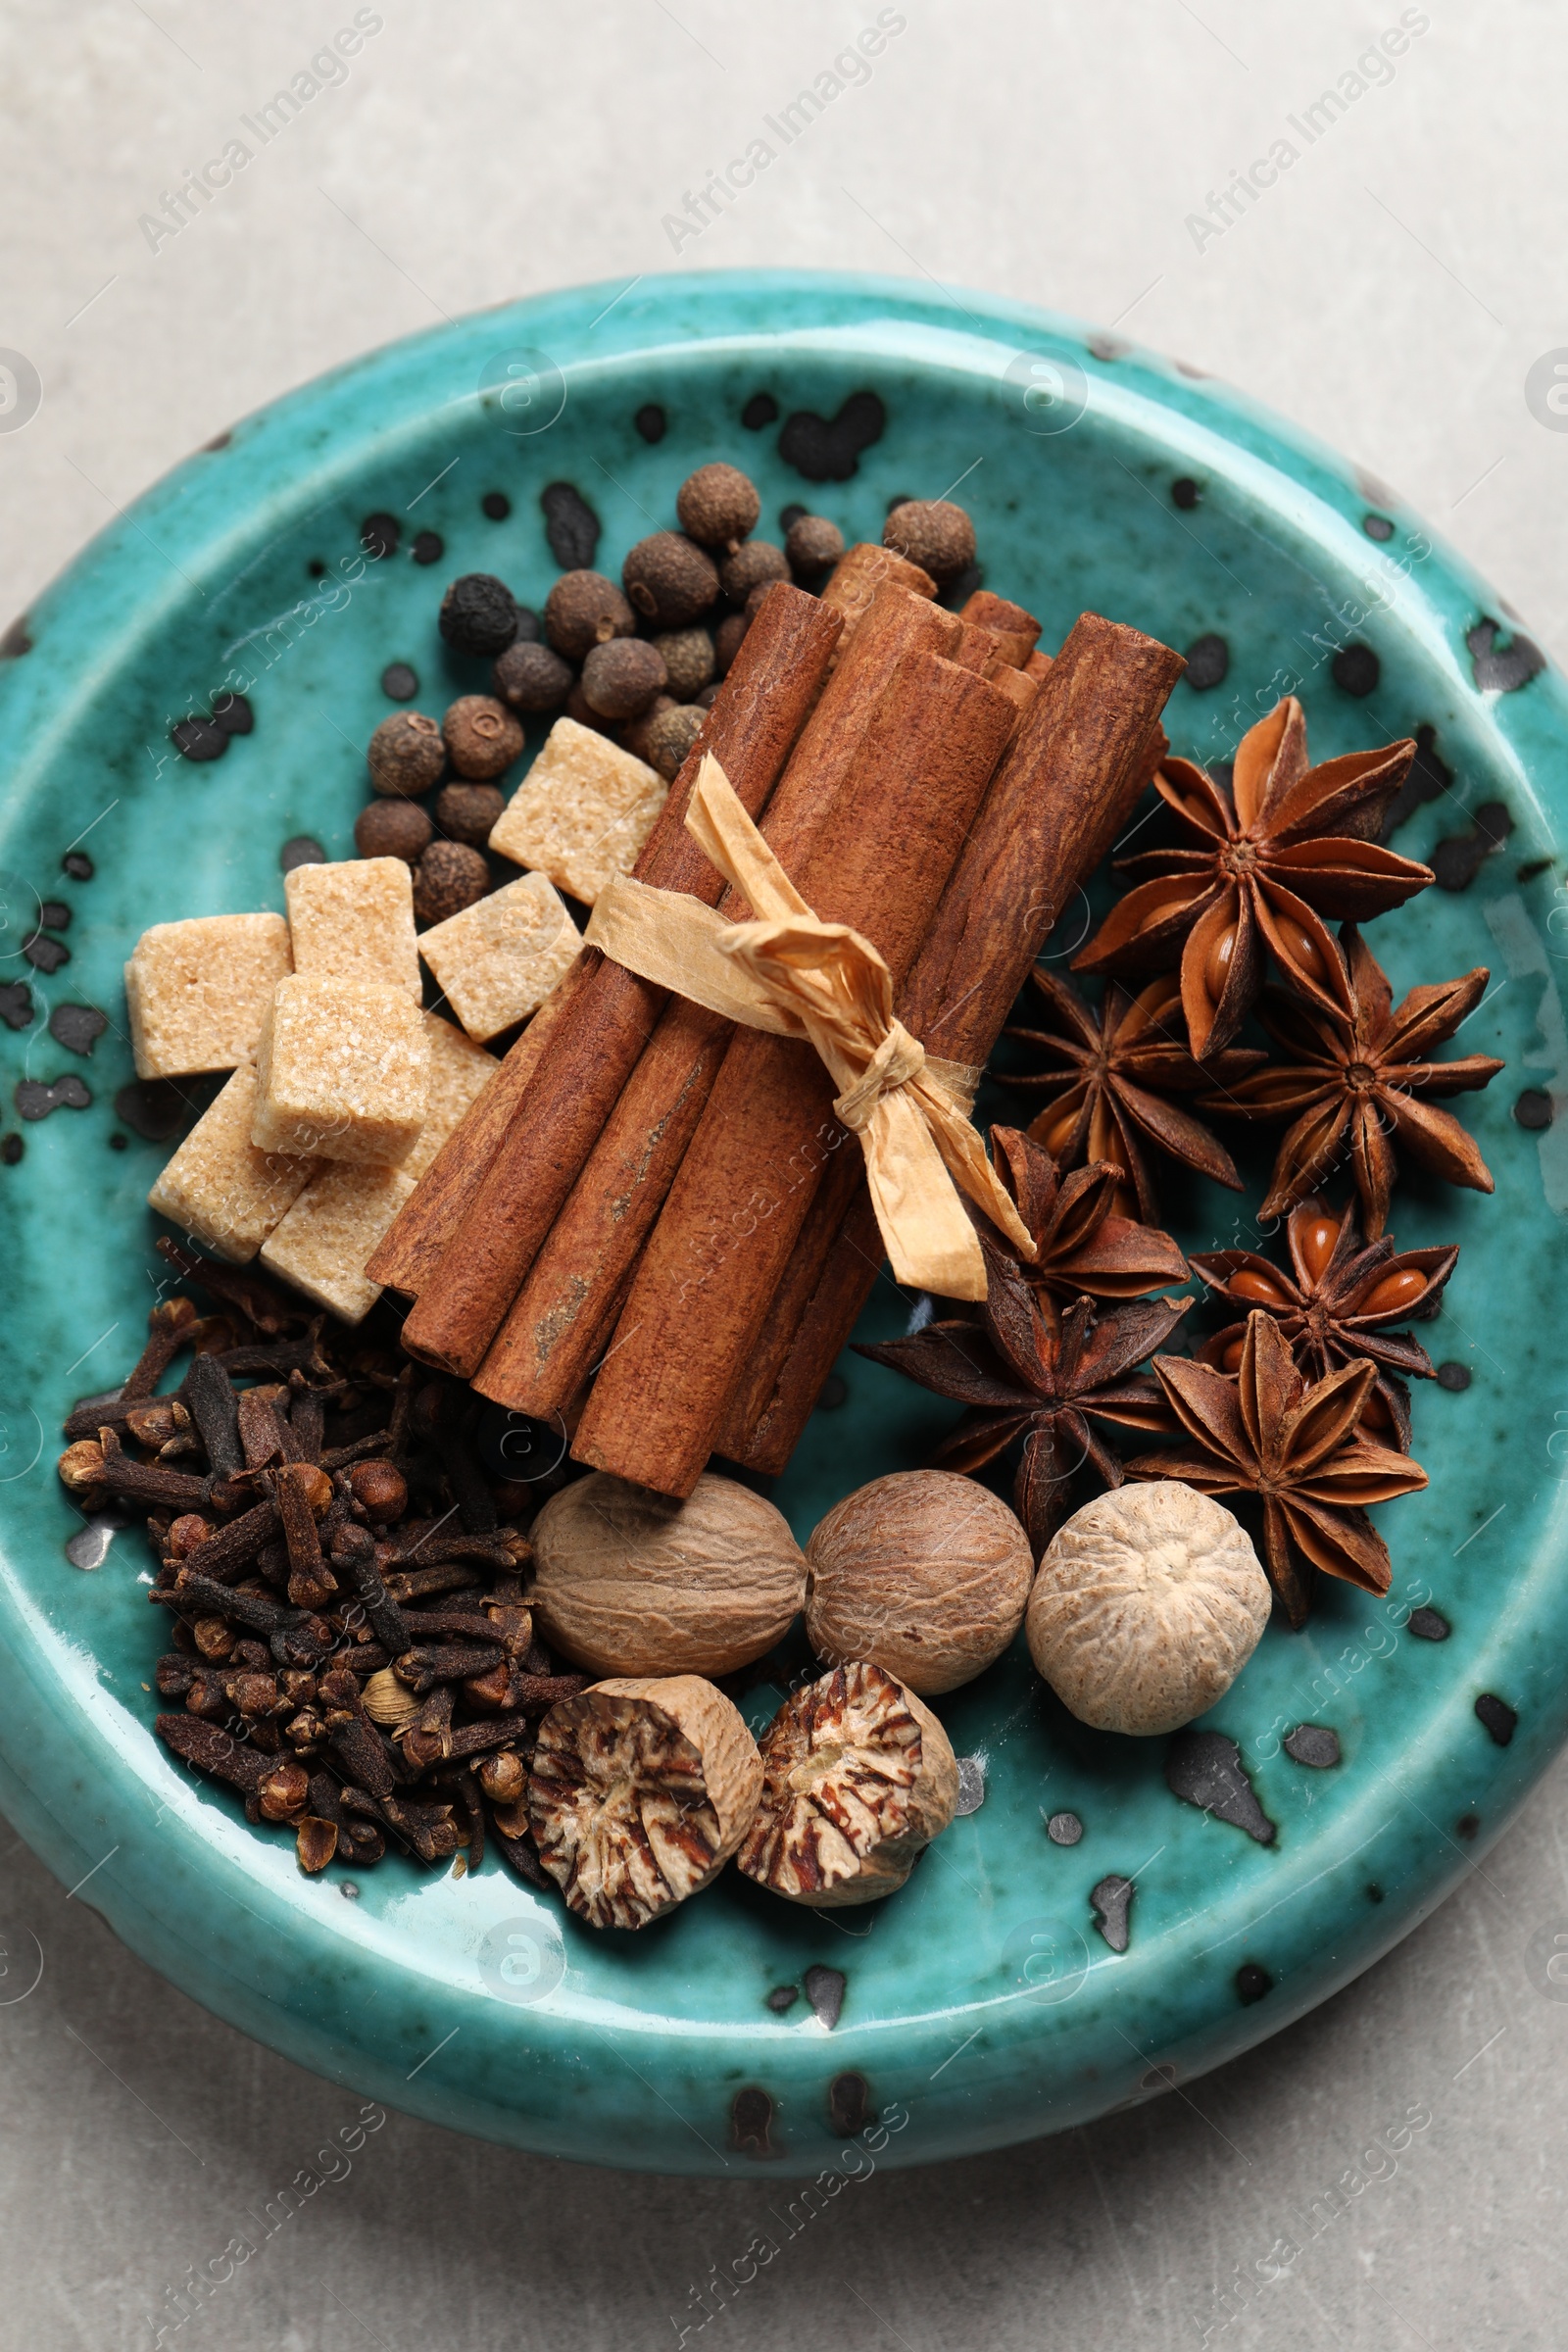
left=394, top=585, right=842, bottom=1375
left=819, top=541, right=934, bottom=659
left=471, top=586, right=964, bottom=1416
left=570, top=652, right=1017, bottom=1497
left=366, top=960, right=590, bottom=1298
left=720, top=613, right=1185, bottom=1474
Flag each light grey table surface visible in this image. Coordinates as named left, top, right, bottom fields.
left=1, top=5, right=1563, bottom=2346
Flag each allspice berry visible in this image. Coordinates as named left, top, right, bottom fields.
left=621, top=694, right=676, bottom=765
left=806, top=1471, right=1034, bottom=1695
left=414, top=840, right=490, bottom=927
left=652, top=627, right=715, bottom=702
left=882, top=499, right=976, bottom=583
left=348, top=1460, right=408, bottom=1526
left=1026, top=1484, right=1271, bottom=1737
left=713, top=612, right=750, bottom=674
left=644, top=701, right=707, bottom=779
left=564, top=680, right=617, bottom=738
left=438, top=572, right=519, bottom=658
left=368, top=710, right=444, bottom=799
left=529, top=1470, right=806, bottom=1679
left=355, top=799, right=432, bottom=865
left=544, top=570, right=636, bottom=661
left=675, top=462, right=761, bottom=550
left=494, top=639, right=573, bottom=712
left=442, top=694, right=523, bottom=781
left=580, top=636, right=668, bottom=720
left=786, top=514, right=845, bottom=579
left=433, top=781, right=504, bottom=848
left=622, top=532, right=718, bottom=630
left=718, top=539, right=789, bottom=606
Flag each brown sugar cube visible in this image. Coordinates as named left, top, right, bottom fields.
left=284, top=857, right=420, bottom=1001
left=260, top=1162, right=417, bottom=1326
left=487, top=716, right=667, bottom=906
left=147, top=1063, right=320, bottom=1262
left=251, top=975, right=429, bottom=1167
left=416, top=872, right=582, bottom=1044
left=125, top=913, right=292, bottom=1079
left=404, top=1012, right=499, bottom=1179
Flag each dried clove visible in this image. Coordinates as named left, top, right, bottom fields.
left=183, top=1354, right=243, bottom=1481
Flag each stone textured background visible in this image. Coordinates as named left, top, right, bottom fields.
left=0, top=4, right=1562, bottom=2346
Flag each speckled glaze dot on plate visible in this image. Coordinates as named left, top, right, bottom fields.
left=0, top=270, right=1564, bottom=2177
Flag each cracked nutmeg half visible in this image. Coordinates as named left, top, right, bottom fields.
left=737, top=1661, right=958, bottom=1908
left=1191, top=1196, right=1458, bottom=1447
left=1001, top=971, right=1265, bottom=1223
left=1073, top=695, right=1428, bottom=1058
left=1125, top=1309, right=1429, bottom=1628
left=1200, top=925, right=1503, bottom=1237
left=527, top=1675, right=762, bottom=1930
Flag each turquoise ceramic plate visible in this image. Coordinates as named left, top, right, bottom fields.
left=0, top=270, right=1561, bottom=2178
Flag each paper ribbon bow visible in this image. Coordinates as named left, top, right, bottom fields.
left=583, top=754, right=1035, bottom=1300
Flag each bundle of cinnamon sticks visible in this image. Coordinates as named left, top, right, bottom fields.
left=368, top=546, right=1184, bottom=1501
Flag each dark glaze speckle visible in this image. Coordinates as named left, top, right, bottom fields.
left=1332, top=642, right=1380, bottom=697
left=1184, top=632, right=1229, bottom=690
left=1436, top=1362, right=1471, bottom=1393
left=360, top=513, right=400, bottom=561
left=0, top=616, right=33, bottom=659
left=1165, top=1730, right=1275, bottom=1842
left=1433, top=801, right=1511, bottom=892
left=1236, top=1962, right=1272, bottom=2004
left=1171, top=476, right=1200, bottom=510
left=1091, top=1875, right=1133, bottom=1952
left=1363, top=514, right=1395, bottom=540
left=22, top=932, right=69, bottom=975
left=1514, top=1089, right=1553, bottom=1131
left=48, top=1004, right=107, bottom=1057
left=539, top=482, right=600, bottom=571
left=827, top=2072, right=870, bottom=2136
left=1475, top=1693, right=1517, bottom=1746
left=1468, top=616, right=1545, bottom=694
left=113, top=1079, right=191, bottom=1144
left=634, top=405, right=666, bottom=445
left=1283, top=1724, right=1341, bottom=1769
left=778, top=391, right=885, bottom=483
left=16, top=1076, right=89, bottom=1120
left=742, top=392, right=779, bottom=430
left=0, top=981, right=33, bottom=1031
left=764, top=1985, right=798, bottom=2014
left=730, top=2085, right=775, bottom=2159
left=804, top=1965, right=846, bottom=2030
left=1047, top=1811, right=1083, bottom=1846
left=1408, top=1606, right=1450, bottom=1642
left=1381, top=722, right=1452, bottom=839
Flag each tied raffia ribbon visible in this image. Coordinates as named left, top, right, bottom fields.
left=583, top=754, right=1035, bottom=1300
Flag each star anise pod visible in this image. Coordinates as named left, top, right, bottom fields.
left=855, top=1233, right=1188, bottom=1553
left=986, top=1124, right=1189, bottom=1309
left=1199, top=925, right=1503, bottom=1237
left=1190, top=1197, right=1458, bottom=1448
left=1126, top=1310, right=1429, bottom=1627
left=1072, top=696, right=1429, bottom=1057
left=999, top=969, right=1266, bottom=1222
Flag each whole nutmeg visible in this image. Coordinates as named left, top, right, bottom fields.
left=806, top=1470, right=1033, bottom=1695
left=786, top=514, right=845, bottom=579
left=644, top=701, right=707, bottom=780
left=442, top=694, right=524, bottom=781
left=433, top=781, right=504, bottom=847
left=494, top=638, right=574, bottom=712
left=713, top=611, right=750, bottom=675
left=438, top=573, right=519, bottom=659
left=414, top=840, right=490, bottom=927
left=368, top=710, right=445, bottom=799
left=652, top=626, right=715, bottom=702
left=529, top=1469, right=806, bottom=1678
left=622, top=532, right=718, bottom=630
left=348, top=1459, right=409, bottom=1526
left=621, top=693, right=677, bottom=765
left=544, top=569, right=636, bottom=661
left=1026, top=1484, right=1271, bottom=1736
left=355, top=799, right=432, bottom=865
left=882, top=499, right=976, bottom=583
left=718, top=539, right=789, bottom=607
left=581, top=636, right=668, bottom=720
left=676, top=462, right=761, bottom=550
